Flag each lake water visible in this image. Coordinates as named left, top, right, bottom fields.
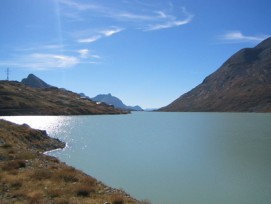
left=2, top=112, right=271, bottom=204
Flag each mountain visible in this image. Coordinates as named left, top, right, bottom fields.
left=0, top=81, right=128, bottom=115
left=159, top=37, right=271, bottom=112
left=21, top=74, right=52, bottom=88
left=92, top=93, right=143, bottom=111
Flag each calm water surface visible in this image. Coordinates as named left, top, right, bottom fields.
left=2, top=112, right=271, bottom=204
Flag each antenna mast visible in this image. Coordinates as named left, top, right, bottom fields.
left=6, top=67, right=9, bottom=81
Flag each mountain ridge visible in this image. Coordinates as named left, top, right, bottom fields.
left=159, top=37, right=271, bottom=112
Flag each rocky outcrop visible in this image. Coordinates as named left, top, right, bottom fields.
left=159, top=37, right=271, bottom=112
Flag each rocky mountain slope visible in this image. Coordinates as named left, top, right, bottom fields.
left=92, top=93, right=143, bottom=111
left=159, top=37, right=271, bottom=112
left=21, top=74, right=52, bottom=88
left=0, top=119, right=140, bottom=203
left=0, top=81, right=128, bottom=115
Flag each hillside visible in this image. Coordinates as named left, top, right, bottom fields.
left=0, top=81, right=128, bottom=115
left=159, top=37, right=271, bottom=112
left=92, top=93, right=143, bottom=111
left=0, top=119, right=140, bottom=203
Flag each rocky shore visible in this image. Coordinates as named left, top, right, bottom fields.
left=0, top=119, right=148, bottom=204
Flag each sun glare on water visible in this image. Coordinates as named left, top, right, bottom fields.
left=0, top=116, right=71, bottom=137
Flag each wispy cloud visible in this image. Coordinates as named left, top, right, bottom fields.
left=89, top=54, right=101, bottom=59
left=146, top=7, right=193, bottom=31
left=109, top=7, right=193, bottom=31
left=77, top=27, right=124, bottom=44
left=58, top=0, right=101, bottom=11
left=16, top=44, right=64, bottom=52
left=117, top=12, right=156, bottom=21
left=78, top=49, right=89, bottom=58
left=30, top=53, right=79, bottom=69
left=0, top=53, right=79, bottom=70
left=58, top=0, right=193, bottom=32
left=77, top=35, right=101, bottom=43
left=77, top=49, right=101, bottom=60
left=99, top=27, right=124, bottom=37
left=220, top=31, right=269, bottom=43
left=57, top=0, right=108, bottom=22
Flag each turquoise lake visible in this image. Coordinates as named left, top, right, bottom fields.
left=2, top=112, right=271, bottom=204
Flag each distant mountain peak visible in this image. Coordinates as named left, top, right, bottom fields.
left=21, top=74, right=52, bottom=89
left=92, top=93, right=143, bottom=111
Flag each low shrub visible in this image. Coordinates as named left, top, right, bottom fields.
left=47, top=189, right=61, bottom=198
left=11, top=189, right=28, bottom=200
left=32, top=169, right=52, bottom=180
left=10, top=179, right=23, bottom=189
left=2, top=160, right=26, bottom=171
left=81, top=176, right=96, bottom=186
left=2, top=176, right=22, bottom=189
left=75, top=184, right=95, bottom=197
left=61, top=172, right=78, bottom=182
left=1, top=143, right=12, bottom=149
left=54, top=168, right=79, bottom=183
left=28, top=191, right=43, bottom=204
left=15, top=151, right=36, bottom=160
left=54, top=198, right=70, bottom=204
left=112, top=195, right=124, bottom=204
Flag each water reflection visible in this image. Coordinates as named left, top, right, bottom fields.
left=0, top=116, right=71, bottom=138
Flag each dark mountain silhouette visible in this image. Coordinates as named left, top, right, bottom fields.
left=159, top=37, right=271, bottom=112
left=92, top=93, right=143, bottom=111
left=21, top=74, right=52, bottom=88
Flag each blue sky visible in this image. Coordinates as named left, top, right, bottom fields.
left=0, top=0, right=270, bottom=108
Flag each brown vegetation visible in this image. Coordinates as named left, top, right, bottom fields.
left=0, top=81, right=129, bottom=115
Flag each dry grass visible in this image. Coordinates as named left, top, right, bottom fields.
left=2, top=175, right=23, bottom=190
left=15, top=150, right=36, bottom=160
left=28, top=190, right=43, bottom=204
left=53, top=198, right=70, bottom=204
left=31, top=169, right=52, bottom=180
left=54, top=167, right=79, bottom=183
left=47, top=188, right=62, bottom=198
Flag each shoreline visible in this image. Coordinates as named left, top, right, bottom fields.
left=0, top=119, right=145, bottom=204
